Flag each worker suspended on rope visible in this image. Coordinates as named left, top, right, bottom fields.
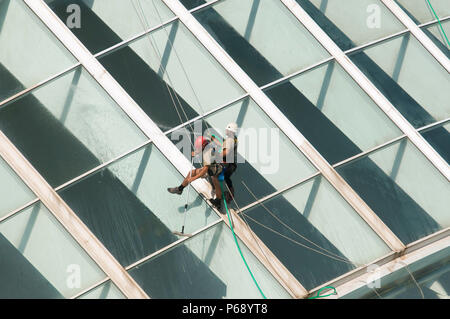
left=213, top=122, right=238, bottom=203
left=167, top=136, right=225, bottom=209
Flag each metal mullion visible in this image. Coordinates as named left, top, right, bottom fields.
left=280, top=0, right=449, bottom=182
left=125, top=219, right=224, bottom=271
left=0, top=62, right=81, bottom=108
left=164, top=0, right=405, bottom=255
left=22, top=0, right=150, bottom=299
left=380, top=0, right=450, bottom=72
left=316, top=230, right=450, bottom=299
left=25, top=0, right=302, bottom=300
left=70, top=277, right=110, bottom=299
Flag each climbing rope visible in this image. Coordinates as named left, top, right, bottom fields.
left=220, top=180, right=267, bottom=299
left=426, top=0, right=450, bottom=47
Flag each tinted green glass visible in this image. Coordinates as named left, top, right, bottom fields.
left=170, top=97, right=318, bottom=208
left=129, top=222, right=291, bottom=298
left=0, top=0, right=76, bottom=103
left=396, top=0, right=450, bottom=24
left=337, top=138, right=450, bottom=244
left=0, top=66, right=147, bottom=187
left=0, top=157, right=36, bottom=219
left=265, top=61, right=402, bottom=164
left=78, top=281, right=125, bottom=299
left=100, top=20, right=244, bottom=131
left=421, top=122, right=450, bottom=164
left=295, top=0, right=405, bottom=50
left=45, top=0, right=174, bottom=54
left=0, top=203, right=105, bottom=298
left=350, top=33, right=450, bottom=128
left=242, top=175, right=390, bottom=290
left=343, top=246, right=450, bottom=299
left=193, top=0, right=330, bottom=86
left=60, top=144, right=219, bottom=267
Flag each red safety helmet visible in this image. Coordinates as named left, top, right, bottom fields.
left=195, top=136, right=209, bottom=150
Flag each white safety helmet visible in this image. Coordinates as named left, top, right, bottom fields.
left=225, top=122, right=238, bottom=134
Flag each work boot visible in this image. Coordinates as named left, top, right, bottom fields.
left=167, top=186, right=183, bottom=195
left=210, top=198, right=222, bottom=210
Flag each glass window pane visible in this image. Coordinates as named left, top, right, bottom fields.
left=0, top=66, right=147, bottom=187
left=337, top=138, right=450, bottom=244
left=78, top=281, right=125, bottom=299
left=45, top=0, right=174, bottom=54
left=422, top=20, right=450, bottom=57
left=170, top=97, right=318, bottom=208
left=265, top=61, right=402, bottom=164
left=129, top=222, right=291, bottom=298
left=59, top=144, right=219, bottom=267
left=350, top=33, right=450, bottom=128
left=242, top=175, right=390, bottom=290
left=193, top=0, right=330, bottom=86
left=100, top=20, right=245, bottom=132
left=0, top=203, right=105, bottom=298
left=0, top=0, right=76, bottom=103
left=179, top=0, right=217, bottom=10
left=344, top=246, right=450, bottom=299
left=295, top=0, right=405, bottom=50
left=421, top=122, right=450, bottom=164
left=396, top=0, right=450, bottom=24
left=0, top=157, right=36, bottom=219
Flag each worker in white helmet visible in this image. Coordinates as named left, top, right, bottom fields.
left=212, top=122, right=238, bottom=203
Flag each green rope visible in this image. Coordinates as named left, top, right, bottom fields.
left=219, top=181, right=267, bottom=299
left=425, top=0, right=450, bottom=47
left=308, top=286, right=337, bottom=299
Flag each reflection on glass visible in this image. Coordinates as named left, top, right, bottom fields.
left=350, top=33, right=450, bottom=128
left=421, top=122, right=450, bottom=164
left=193, top=0, right=330, bottom=86
left=396, top=0, right=450, bottom=24
left=422, top=20, right=450, bottom=57
left=337, top=138, right=449, bottom=244
left=0, top=203, right=105, bottom=298
left=0, top=0, right=76, bottom=102
left=45, top=0, right=174, bottom=54
left=129, top=222, right=291, bottom=298
left=100, top=20, right=244, bottom=131
left=59, top=144, right=219, bottom=267
left=170, top=97, right=318, bottom=208
left=295, top=0, right=405, bottom=50
left=78, top=281, right=125, bottom=299
left=179, top=0, right=217, bottom=10
left=0, top=66, right=147, bottom=187
left=0, top=157, right=36, bottom=219
left=242, top=175, right=390, bottom=290
left=344, top=246, right=450, bottom=299
left=265, top=61, right=401, bottom=164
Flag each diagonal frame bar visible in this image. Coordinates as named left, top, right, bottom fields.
left=280, top=0, right=450, bottom=182
left=0, top=131, right=149, bottom=299
left=161, top=0, right=405, bottom=255
left=23, top=0, right=307, bottom=299
left=380, top=0, right=450, bottom=72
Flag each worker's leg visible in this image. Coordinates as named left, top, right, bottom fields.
left=211, top=176, right=222, bottom=200
left=168, top=168, right=203, bottom=195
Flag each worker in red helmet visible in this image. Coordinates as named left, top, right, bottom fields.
left=167, top=136, right=224, bottom=209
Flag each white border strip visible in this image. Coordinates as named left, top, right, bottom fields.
left=281, top=0, right=449, bottom=183
left=162, top=0, right=405, bottom=254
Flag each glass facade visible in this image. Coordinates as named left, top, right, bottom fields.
left=1, top=0, right=448, bottom=299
